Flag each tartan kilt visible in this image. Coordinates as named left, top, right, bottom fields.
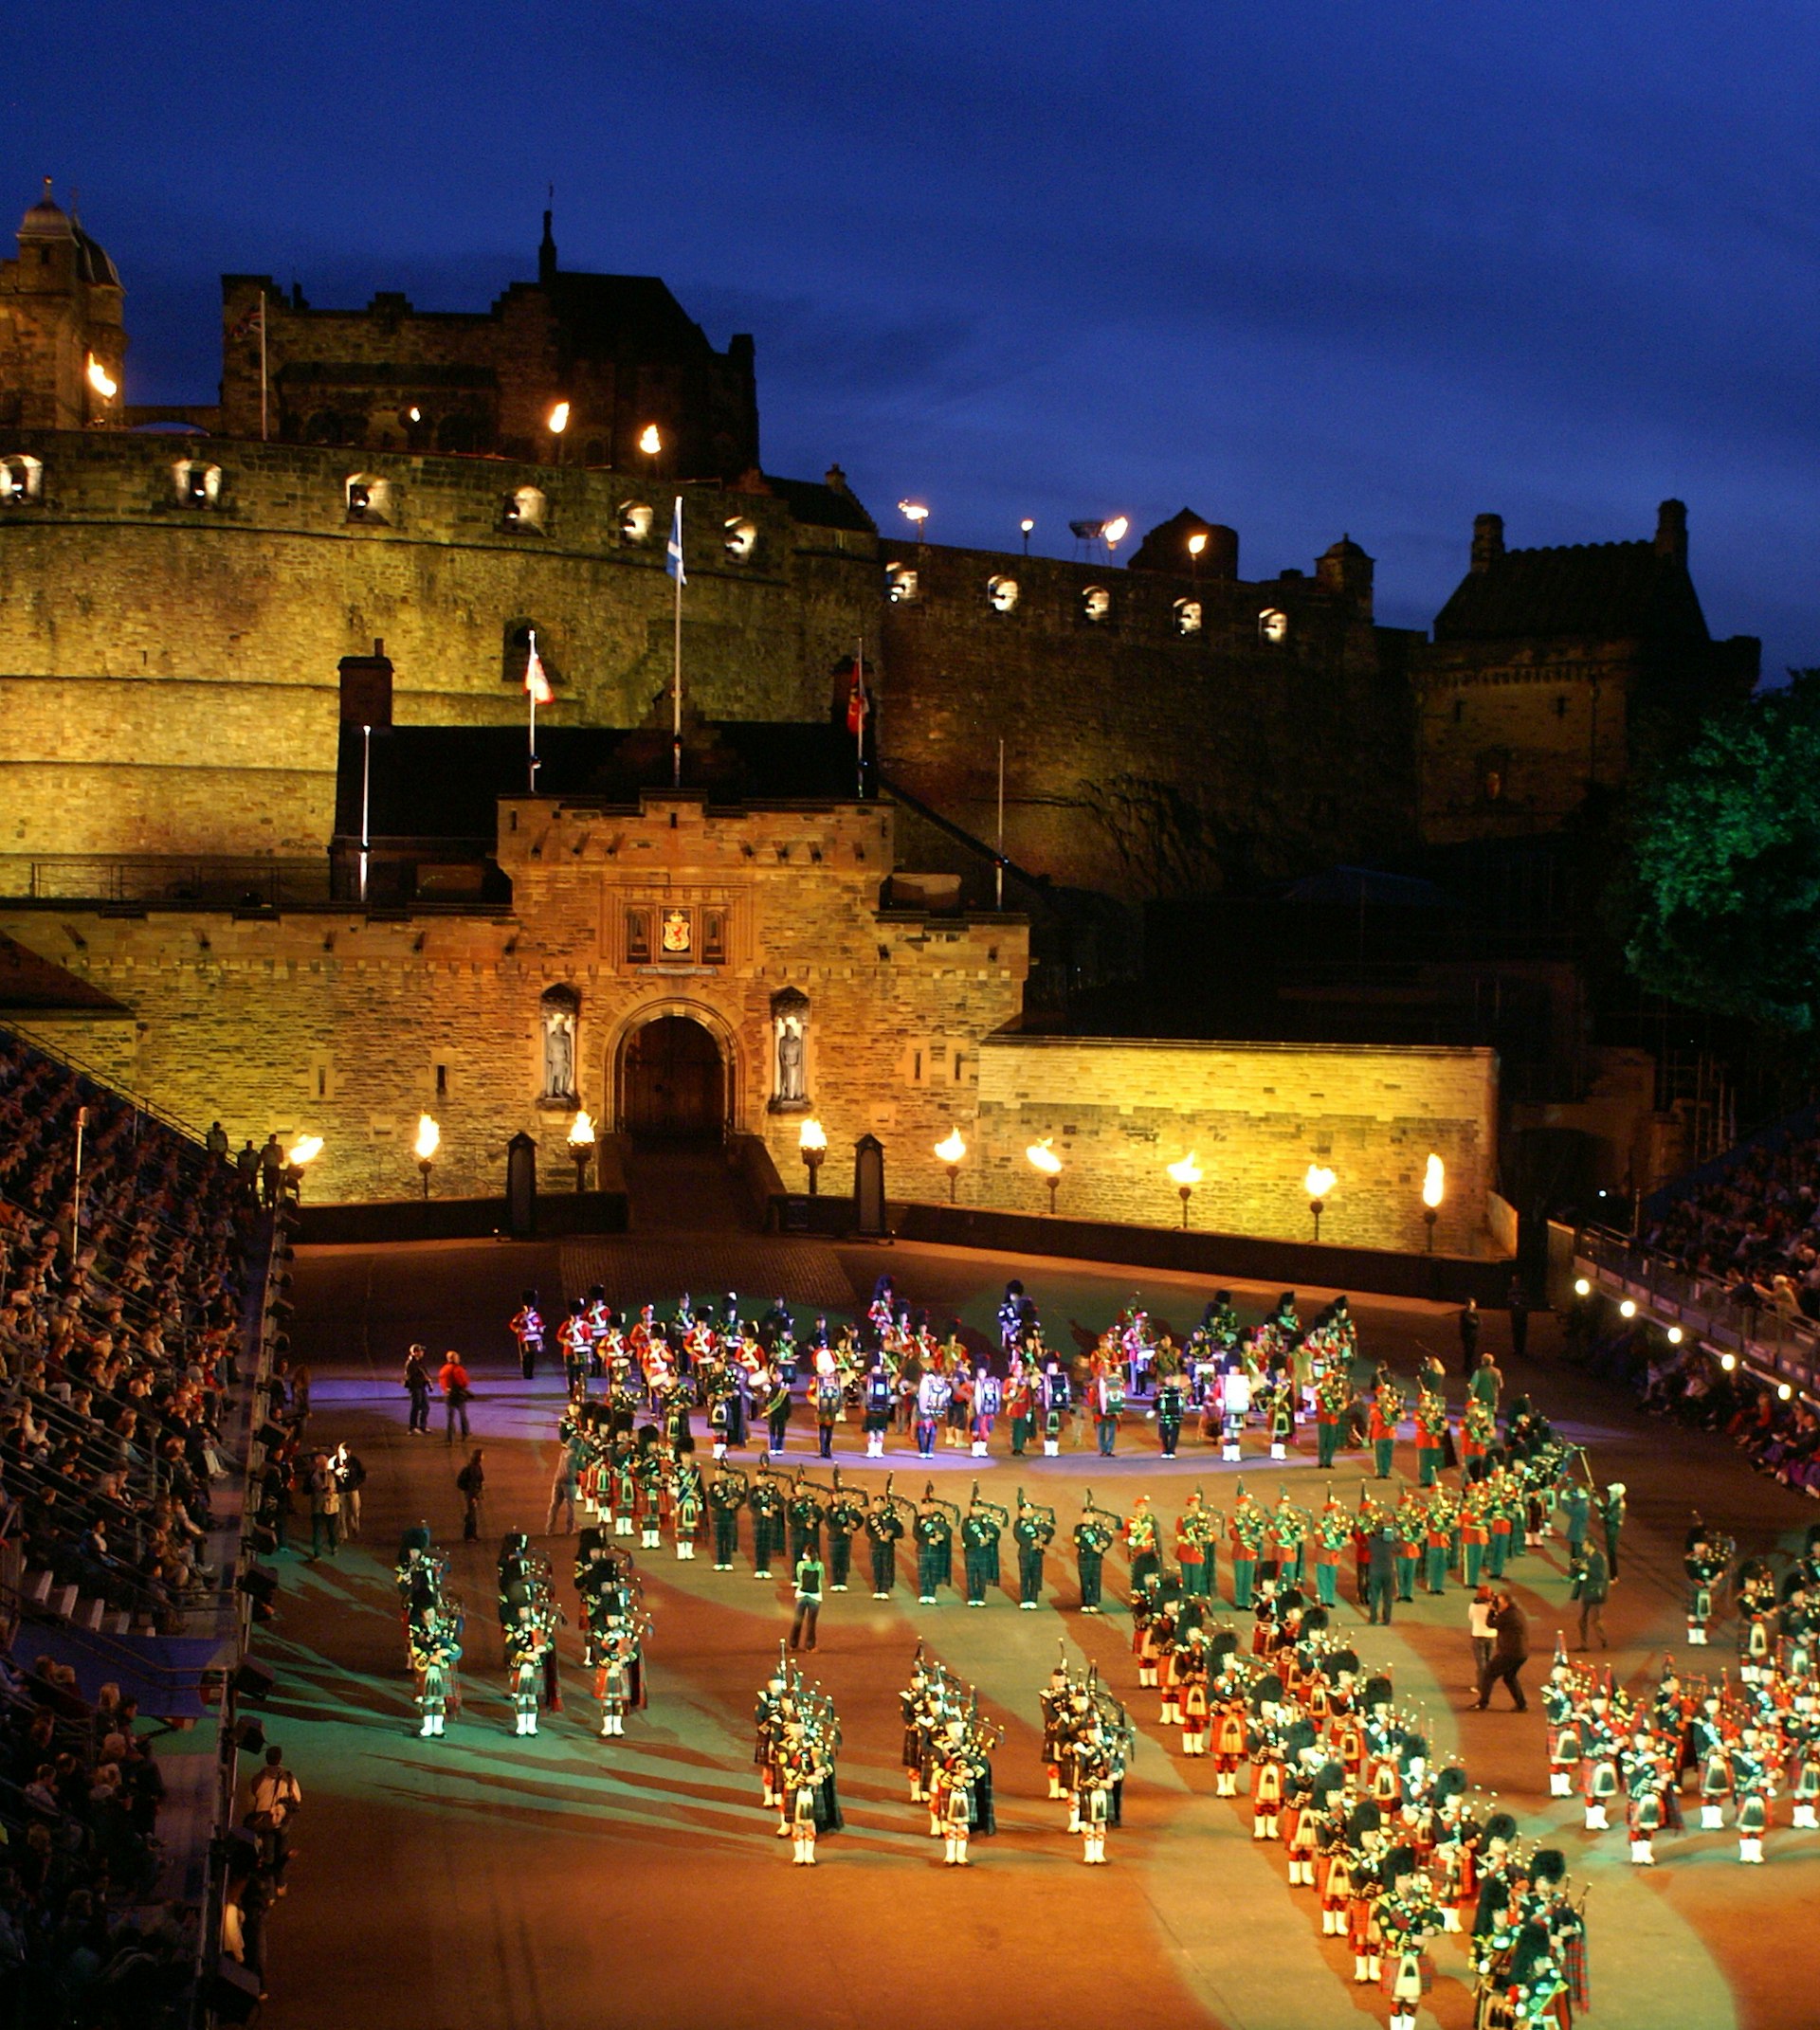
left=1382, top=1949, right=1434, bottom=1998
left=1563, top=1929, right=1591, bottom=2011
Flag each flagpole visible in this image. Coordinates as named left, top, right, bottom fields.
left=71, top=1106, right=87, bottom=1260
left=855, top=636, right=865, bottom=800
left=527, top=628, right=540, bottom=795
left=359, top=723, right=372, bottom=904
left=995, top=737, right=1006, bottom=913
left=259, top=289, right=268, bottom=444
left=671, top=496, right=683, bottom=788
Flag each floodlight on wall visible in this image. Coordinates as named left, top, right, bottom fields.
left=85, top=355, right=117, bottom=400
left=1304, top=1163, right=1336, bottom=1242
left=546, top=402, right=570, bottom=435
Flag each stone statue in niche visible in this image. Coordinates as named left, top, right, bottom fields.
left=770, top=988, right=810, bottom=1111
left=542, top=1003, right=577, bottom=1100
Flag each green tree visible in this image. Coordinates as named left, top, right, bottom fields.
left=1628, top=672, right=1820, bottom=1030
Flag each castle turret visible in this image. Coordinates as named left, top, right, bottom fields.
left=1317, top=534, right=1374, bottom=617
left=0, top=179, right=126, bottom=429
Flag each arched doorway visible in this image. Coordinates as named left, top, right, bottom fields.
left=619, top=1014, right=725, bottom=1140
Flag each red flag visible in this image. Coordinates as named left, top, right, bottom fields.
left=523, top=636, right=553, bottom=706
left=846, top=660, right=868, bottom=735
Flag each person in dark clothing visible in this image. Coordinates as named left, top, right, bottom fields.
left=1574, top=1542, right=1611, bottom=1649
left=456, top=1449, right=485, bottom=1540
left=1457, top=1297, right=1481, bottom=1375
left=1507, top=1278, right=1530, bottom=1361
left=1366, top=1523, right=1396, bottom=1625
left=404, top=1344, right=434, bottom=1436
left=1476, top=1591, right=1529, bottom=1709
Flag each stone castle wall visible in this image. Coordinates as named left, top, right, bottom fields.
left=970, top=1033, right=1496, bottom=1254
left=0, top=797, right=1502, bottom=1246
left=0, top=795, right=1027, bottom=1205
left=1413, top=640, right=1632, bottom=844
left=0, top=431, right=879, bottom=861
left=879, top=543, right=1421, bottom=894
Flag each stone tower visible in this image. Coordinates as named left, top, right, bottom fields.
left=0, top=179, right=127, bottom=429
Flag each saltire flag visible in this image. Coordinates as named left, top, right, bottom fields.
left=846, top=658, right=869, bottom=735
left=666, top=497, right=686, bottom=586
left=229, top=299, right=264, bottom=340
left=523, top=633, right=553, bottom=705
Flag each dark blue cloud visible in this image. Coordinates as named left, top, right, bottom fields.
left=9, top=0, right=1815, bottom=667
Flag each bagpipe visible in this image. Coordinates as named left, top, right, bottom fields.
left=792, top=1462, right=838, bottom=1506
left=1179, top=1485, right=1218, bottom=1547
left=709, top=1461, right=751, bottom=1506
left=826, top=1466, right=867, bottom=1527
left=968, top=1480, right=1010, bottom=1531
left=873, top=1472, right=918, bottom=1531
left=1017, top=1487, right=1058, bottom=1542
left=921, top=1482, right=962, bottom=1536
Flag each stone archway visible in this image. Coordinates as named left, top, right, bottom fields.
left=617, top=1012, right=726, bottom=1141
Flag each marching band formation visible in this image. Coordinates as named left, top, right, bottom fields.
left=1539, top=1514, right=1820, bottom=1868
left=385, top=1268, right=1745, bottom=2028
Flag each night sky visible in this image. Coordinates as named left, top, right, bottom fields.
left=10, top=2, right=1816, bottom=676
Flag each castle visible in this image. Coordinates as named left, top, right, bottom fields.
left=0, top=186, right=1760, bottom=1230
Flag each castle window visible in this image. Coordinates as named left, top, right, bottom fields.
left=1479, top=749, right=1511, bottom=804
left=1453, top=699, right=1465, bottom=723
left=1174, top=597, right=1203, bottom=636
left=723, top=517, right=757, bottom=562
left=1258, top=607, right=1288, bottom=644
left=619, top=501, right=654, bottom=544
left=1, top=455, right=45, bottom=505
left=987, top=574, right=1019, bottom=613
left=886, top=562, right=919, bottom=604
left=702, top=908, right=728, bottom=964
left=1082, top=585, right=1112, bottom=624
left=434, top=1062, right=448, bottom=1098
left=345, top=473, right=392, bottom=525
left=502, top=486, right=547, bottom=534
left=625, top=908, right=652, bottom=965
left=173, top=460, right=223, bottom=508
left=1555, top=695, right=1569, bottom=719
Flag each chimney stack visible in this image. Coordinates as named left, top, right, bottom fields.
left=1654, top=498, right=1688, bottom=568
left=1470, top=514, right=1504, bottom=574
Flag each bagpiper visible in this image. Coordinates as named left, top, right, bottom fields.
left=866, top=1481, right=911, bottom=1598
left=706, top=1464, right=746, bottom=1570
left=1013, top=1491, right=1056, bottom=1609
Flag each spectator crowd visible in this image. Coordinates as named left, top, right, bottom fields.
left=0, top=1027, right=268, bottom=2024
